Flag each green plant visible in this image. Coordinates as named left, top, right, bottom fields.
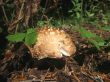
left=6, top=28, right=37, bottom=46
left=78, top=27, right=106, bottom=50
left=91, top=12, right=110, bottom=31
left=68, top=0, right=109, bottom=25
left=84, top=0, right=99, bottom=18
left=37, top=20, right=47, bottom=27
left=69, top=0, right=83, bottom=21
left=50, top=19, right=62, bottom=27
left=101, top=25, right=110, bottom=31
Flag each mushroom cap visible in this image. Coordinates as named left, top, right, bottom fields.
left=33, top=27, right=76, bottom=59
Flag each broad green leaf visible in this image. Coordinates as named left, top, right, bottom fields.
left=98, top=41, right=105, bottom=46
left=89, top=35, right=105, bottom=49
left=89, top=40, right=100, bottom=50
left=6, top=33, right=25, bottom=42
left=89, top=39, right=105, bottom=50
left=25, top=28, right=37, bottom=45
left=95, top=35, right=105, bottom=46
left=79, top=28, right=96, bottom=38
left=78, top=27, right=105, bottom=50
left=93, top=36, right=105, bottom=46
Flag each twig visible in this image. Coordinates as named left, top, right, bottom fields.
left=72, top=72, right=81, bottom=82
left=41, top=68, right=50, bottom=82
left=15, top=0, right=25, bottom=32
left=1, top=0, right=9, bottom=23
left=41, top=0, right=48, bottom=20
left=20, top=79, right=57, bottom=82
left=81, top=72, right=104, bottom=82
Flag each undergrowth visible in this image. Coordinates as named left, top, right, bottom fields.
left=0, top=0, right=110, bottom=52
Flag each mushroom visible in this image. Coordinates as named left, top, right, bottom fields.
left=32, top=27, right=76, bottom=59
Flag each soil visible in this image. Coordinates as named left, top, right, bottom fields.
left=0, top=24, right=110, bottom=82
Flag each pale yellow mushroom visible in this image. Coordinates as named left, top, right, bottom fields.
left=32, top=27, right=76, bottom=59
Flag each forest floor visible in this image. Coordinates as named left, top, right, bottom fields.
left=0, top=23, right=110, bottom=82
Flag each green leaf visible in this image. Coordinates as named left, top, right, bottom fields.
left=95, top=35, right=105, bottom=46
left=76, top=12, right=81, bottom=19
left=26, top=28, right=36, bottom=34
left=37, top=21, right=46, bottom=27
left=6, top=33, right=25, bottom=42
left=79, top=28, right=96, bottom=38
left=86, top=11, right=94, bottom=17
left=101, top=26, right=110, bottom=31
left=25, top=28, right=37, bottom=45
left=51, top=20, right=62, bottom=27
left=71, top=0, right=76, bottom=6
left=78, top=27, right=105, bottom=50
left=89, top=40, right=100, bottom=50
